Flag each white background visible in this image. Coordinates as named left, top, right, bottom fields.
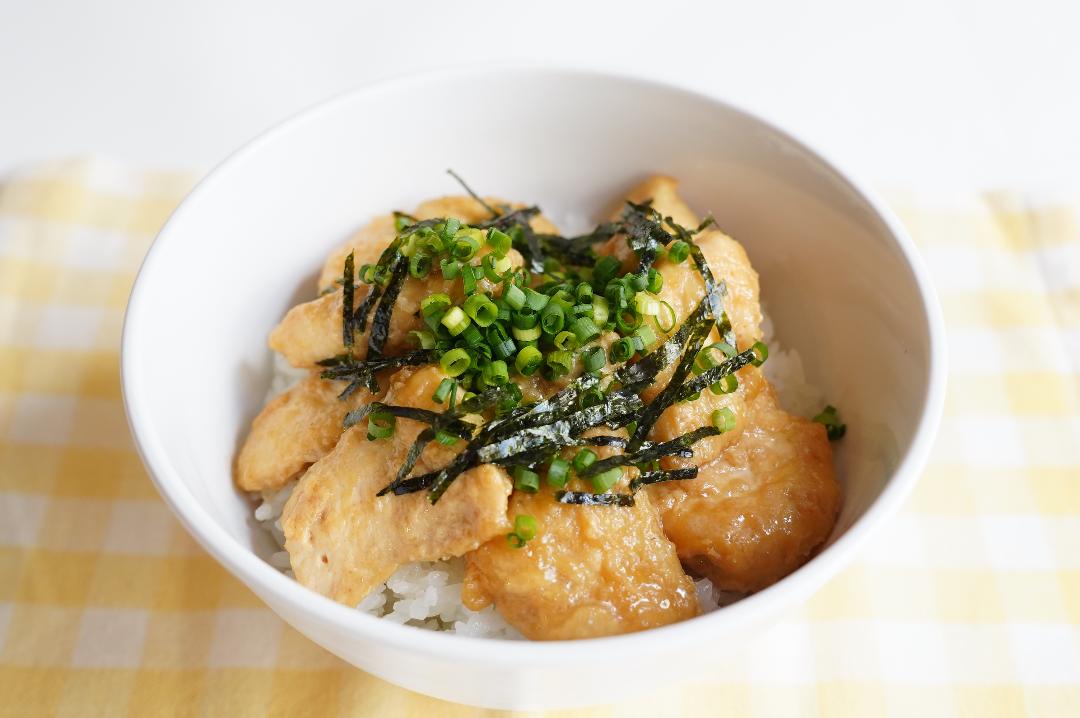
left=1, top=0, right=1078, bottom=189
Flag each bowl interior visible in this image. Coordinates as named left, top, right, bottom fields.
left=124, top=69, right=933, bottom=622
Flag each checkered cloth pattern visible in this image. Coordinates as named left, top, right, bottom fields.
left=1, top=158, right=1077, bottom=717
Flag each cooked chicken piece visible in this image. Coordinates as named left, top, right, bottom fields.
left=647, top=381, right=839, bottom=593
left=281, top=366, right=512, bottom=606
left=599, top=176, right=840, bottom=591
left=272, top=196, right=557, bottom=369
left=462, top=431, right=698, bottom=640
left=235, top=374, right=368, bottom=493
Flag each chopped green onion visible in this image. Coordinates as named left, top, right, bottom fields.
left=646, top=268, right=664, bottom=293
left=460, top=324, right=484, bottom=346
left=440, top=217, right=461, bottom=243
left=540, top=304, right=565, bottom=335
left=503, top=282, right=526, bottom=310
left=573, top=448, right=597, bottom=473
left=524, top=288, right=550, bottom=311
left=615, top=309, right=642, bottom=333
left=493, top=299, right=511, bottom=323
left=463, top=294, right=498, bottom=327
left=591, top=295, right=610, bottom=326
left=575, top=282, right=593, bottom=303
left=440, top=306, right=471, bottom=336
left=571, top=303, right=593, bottom=318
left=434, top=429, right=459, bottom=446
left=582, top=346, right=606, bottom=373
left=610, top=337, right=635, bottom=363
left=634, top=293, right=660, bottom=316
left=628, top=272, right=648, bottom=292
left=711, top=407, right=737, bottom=433
left=514, top=513, right=538, bottom=539
left=367, top=410, right=396, bottom=440
left=462, top=265, right=477, bottom=295
left=813, top=405, right=847, bottom=440
left=480, top=254, right=508, bottom=283
left=487, top=324, right=516, bottom=359
left=653, top=300, right=676, bottom=333
left=452, top=231, right=481, bottom=260
left=432, top=378, right=455, bottom=404
left=409, top=329, right=436, bottom=349
left=635, top=324, right=657, bottom=348
left=421, top=293, right=452, bottom=319
left=591, top=466, right=623, bottom=493
left=512, top=324, right=541, bottom=342
left=710, top=374, right=739, bottom=395
left=553, top=330, right=578, bottom=351
left=513, top=466, right=540, bottom=493
left=481, top=359, right=509, bottom=386
left=409, top=252, right=432, bottom=279
left=579, top=387, right=605, bottom=408
left=440, top=348, right=471, bottom=377
left=605, top=282, right=627, bottom=309
left=440, top=258, right=461, bottom=279
left=546, top=350, right=573, bottom=378
left=750, top=341, right=769, bottom=367
left=667, top=240, right=690, bottom=263
left=593, top=255, right=621, bottom=285
left=570, top=316, right=601, bottom=344
left=506, top=513, right=538, bottom=548
left=486, top=228, right=512, bottom=256
left=547, top=458, right=570, bottom=488
left=515, top=345, right=543, bottom=375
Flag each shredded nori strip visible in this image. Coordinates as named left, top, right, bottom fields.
left=579, top=426, right=720, bottom=477
left=318, top=349, right=436, bottom=400
left=628, top=466, right=699, bottom=491
left=555, top=490, right=635, bottom=506
left=626, top=304, right=715, bottom=450
left=674, top=348, right=756, bottom=402
left=447, top=168, right=500, bottom=218
left=342, top=252, right=355, bottom=348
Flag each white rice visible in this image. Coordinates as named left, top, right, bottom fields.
left=253, top=311, right=817, bottom=637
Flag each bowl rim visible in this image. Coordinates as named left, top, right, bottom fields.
left=121, top=63, right=947, bottom=665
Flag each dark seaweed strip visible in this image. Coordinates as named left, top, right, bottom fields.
left=318, top=350, right=436, bottom=400
left=529, top=223, right=620, bottom=268
left=363, top=256, right=408, bottom=391
left=627, top=307, right=715, bottom=450
left=674, top=348, right=756, bottom=402
left=396, top=427, right=435, bottom=486
left=628, top=466, right=699, bottom=491
left=659, top=208, right=737, bottom=347
left=615, top=295, right=711, bottom=391
left=446, top=169, right=500, bottom=218
left=475, top=390, right=642, bottom=465
left=579, top=426, right=719, bottom=477
left=555, top=491, right=635, bottom=506
left=582, top=435, right=628, bottom=449
left=388, top=388, right=642, bottom=502
left=343, top=402, right=475, bottom=437
left=621, top=201, right=672, bottom=272
left=342, top=252, right=355, bottom=348
left=351, top=232, right=407, bottom=335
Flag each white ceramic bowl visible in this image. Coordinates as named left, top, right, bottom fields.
left=122, top=66, right=946, bottom=710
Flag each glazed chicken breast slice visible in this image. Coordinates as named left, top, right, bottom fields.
left=281, top=366, right=513, bottom=606
left=271, top=196, right=558, bottom=368
left=603, top=176, right=840, bottom=591
left=462, top=434, right=698, bottom=640
left=647, top=379, right=840, bottom=593
left=235, top=374, right=369, bottom=493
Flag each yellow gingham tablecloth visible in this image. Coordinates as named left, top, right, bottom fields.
left=1, top=158, right=1078, bottom=717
